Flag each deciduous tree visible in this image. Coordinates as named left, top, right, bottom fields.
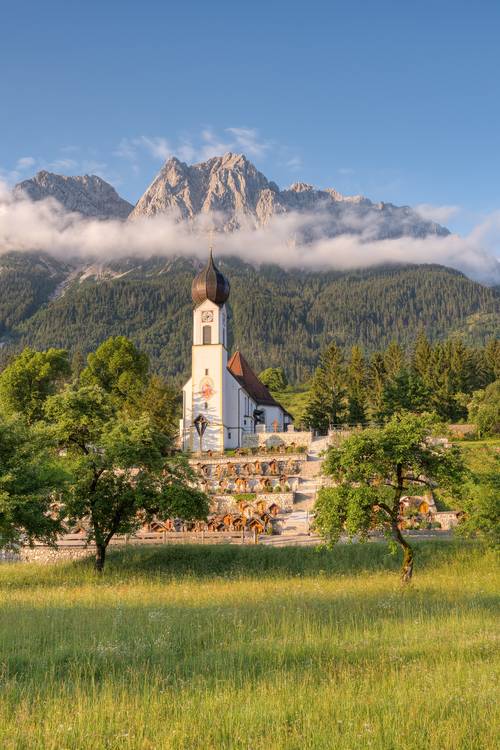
left=0, top=348, right=70, bottom=423
left=46, top=385, right=209, bottom=571
left=80, top=336, right=149, bottom=407
left=0, top=416, right=63, bottom=549
left=258, top=367, right=288, bottom=392
left=315, top=413, right=466, bottom=581
left=468, top=380, right=500, bottom=436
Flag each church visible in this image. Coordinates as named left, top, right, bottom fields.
left=180, top=251, right=293, bottom=452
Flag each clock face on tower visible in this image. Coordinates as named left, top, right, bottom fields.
left=201, top=311, right=214, bottom=323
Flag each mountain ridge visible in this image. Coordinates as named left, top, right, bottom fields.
left=14, top=171, right=133, bottom=219
left=13, top=153, right=449, bottom=242
left=128, top=152, right=449, bottom=239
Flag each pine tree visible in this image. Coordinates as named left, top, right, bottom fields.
left=366, top=352, right=386, bottom=424
left=384, top=342, right=405, bottom=380
left=304, top=343, right=347, bottom=431
left=346, top=345, right=367, bottom=424
left=484, top=338, right=500, bottom=380
left=412, top=330, right=432, bottom=381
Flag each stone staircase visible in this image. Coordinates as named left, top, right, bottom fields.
left=261, top=435, right=329, bottom=545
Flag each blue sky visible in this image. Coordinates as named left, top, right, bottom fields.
left=1, top=0, right=499, bottom=234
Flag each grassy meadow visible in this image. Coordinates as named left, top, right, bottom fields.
left=0, top=542, right=498, bottom=749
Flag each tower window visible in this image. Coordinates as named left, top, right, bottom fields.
left=205, top=368, right=209, bottom=376
left=202, top=325, right=211, bottom=345
left=204, top=402, right=208, bottom=409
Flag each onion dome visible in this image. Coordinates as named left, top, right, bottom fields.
left=191, top=250, right=230, bottom=306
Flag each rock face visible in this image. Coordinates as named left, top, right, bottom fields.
left=14, top=171, right=133, bottom=219
left=129, top=152, right=449, bottom=239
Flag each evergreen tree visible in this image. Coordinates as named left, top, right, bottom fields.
left=384, top=342, right=405, bottom=380
left=304, top=343, right=347, bottom=431
left=382, top=369, right=430, bottom=416
left=411, top=330, right=432, bottom=381
left=346, top=345, right=367, bottom=424
left=366, top=352, right=386, bottom=424
left=425, top=345, right=458, bottom=420
left=484, top=338, right=500, bottom=380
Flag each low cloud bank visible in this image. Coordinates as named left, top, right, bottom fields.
left=0, top=181, right=499, bottom=283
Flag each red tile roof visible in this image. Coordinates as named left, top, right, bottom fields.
left=227, top=351, right=292, bottom=418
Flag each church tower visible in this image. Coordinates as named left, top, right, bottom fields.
left=181, top=250, right=292, bottom=453
left=183, top=250, right=230, bottom=452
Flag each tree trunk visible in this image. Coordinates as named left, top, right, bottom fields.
left=391, top=521, right=414, bottom=583
left=95, top=543, right=107, bottom=573
left=391, top=463, right=414, bottom=582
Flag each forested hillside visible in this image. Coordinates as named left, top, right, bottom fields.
left=0, top=252, right=498, bottom=382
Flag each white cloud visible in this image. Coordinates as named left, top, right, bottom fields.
left=225, top=127, right=270, bottom=158
left=285, top=156, right=302, bottom=170
left=176, top=141, right=197, bottom=163
left=114, top=135, right=172, bottom=165
left=47, top=158, right=78, bottom=171
left=1, top=181, right=499, bottom=283
left=16, top=156, right=36, bottom=170
left=415, top=203, right=461, bottom=225
left=114, top=126, right=274, bottom=167
left=114, top=138, right=138, bottom=162
left=198, top=129, right=234, bottom=160
left=135, top=136, right=172, bottom=161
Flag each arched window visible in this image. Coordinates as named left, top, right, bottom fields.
left=202, top=325, right=212, bottom=344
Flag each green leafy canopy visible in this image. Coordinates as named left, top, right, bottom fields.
left=315, top=412, right=468, bottom=580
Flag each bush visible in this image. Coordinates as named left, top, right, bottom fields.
left=233, top=493, right=256, bottom=502
left=468, top=380, right=500, bottom=437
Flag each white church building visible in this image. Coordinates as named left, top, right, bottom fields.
left=180, top=251, right=292, bottom=452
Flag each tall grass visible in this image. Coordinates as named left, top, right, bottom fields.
left=0, top=542, right=498, bottom=749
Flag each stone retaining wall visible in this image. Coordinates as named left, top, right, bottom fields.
left=242, top=431, right=312, bottom=449
left=434, top=511, right=461, bottom=530
left=8, top=546, right=94, bottom=564
left=189, top=453, right=306, bottom=466
left=212, top=492, right=295, bottom=513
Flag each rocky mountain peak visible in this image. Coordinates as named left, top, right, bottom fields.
left=289, top=182, right=316, bottom=193
left=129, top=152, right=273, bottom=226
left=14, top=171, right=133, bottom=220
left=128, top=153, right=449, bottom=239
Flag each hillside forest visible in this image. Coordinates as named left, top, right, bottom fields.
left=0, top=254, right=498, bottom=383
